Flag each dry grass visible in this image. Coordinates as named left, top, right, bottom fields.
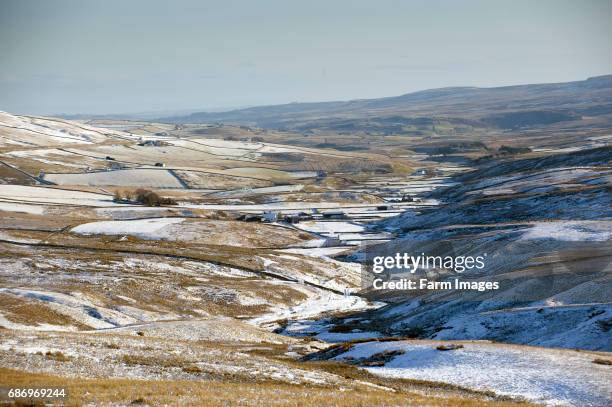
left=0, top=293, right=87, bottom=329
left=181, top=365, right=203, bottom=374
left=3, top=228, right=266, bottom=273
left=0, top=368, right=535, bottom=407
left=44, top=351, right=70, bottom=362
left=0, top=241, right=316, bottom=321
left=120, top=354, right=190, bottom=369
left=0, top=162, right=36, bottom=185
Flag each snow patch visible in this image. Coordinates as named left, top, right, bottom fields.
left=521, top=221, right=612, bottom=241
left=334, top=341, right=612, bottom=406
left=71, top=218, right=184, bottom=239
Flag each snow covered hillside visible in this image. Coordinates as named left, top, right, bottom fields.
left=351, top=147, right=612, bottom=351
left=312, top=339, right=612, bottom=406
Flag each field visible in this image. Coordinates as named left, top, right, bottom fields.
left=44, top=169, right=185, bottom=188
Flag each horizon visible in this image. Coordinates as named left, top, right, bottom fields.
left=1, top=0, right=611, bottom=116
left=55, top=73, right=612, bottom=118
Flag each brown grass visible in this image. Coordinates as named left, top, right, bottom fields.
left=44, top=351, right=70, bottom=362
left=0, top=241, right=314, bottom=321
left=0, top=293, right=88, bottom=329
left=0, top=368, right=535, bottom=407
left=121, top=354, right=188, bottom=368
left=0, top=162, right=36, bottom=185
left=181, top=365, right=203, bottom=374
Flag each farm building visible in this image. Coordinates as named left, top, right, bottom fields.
left=322, top=210, right=346, bottom=219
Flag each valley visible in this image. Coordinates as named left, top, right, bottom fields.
left=0, top=77, right=611, bottom=406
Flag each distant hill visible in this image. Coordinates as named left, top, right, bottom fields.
left=159, top=75, right=612, bottom=131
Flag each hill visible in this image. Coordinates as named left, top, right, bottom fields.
left=160, top=75, right=612, bottom=134
left=312, top=146, right=612, bottom=351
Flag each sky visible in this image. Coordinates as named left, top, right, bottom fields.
left=0, top=0, right=611, bottom=115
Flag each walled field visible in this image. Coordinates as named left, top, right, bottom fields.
left=44, top=168, right=185, bottom=188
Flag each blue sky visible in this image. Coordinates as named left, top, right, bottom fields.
left=1, top=0, right=610, bottom=115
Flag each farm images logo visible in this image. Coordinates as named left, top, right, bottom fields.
left=361, top=240, right=500, bottom=293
